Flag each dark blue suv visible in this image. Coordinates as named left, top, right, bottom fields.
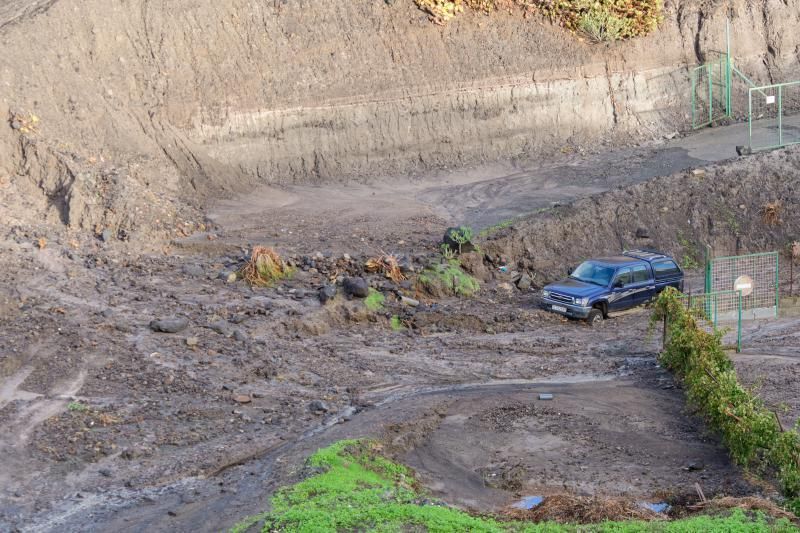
left=541, top=250, right=684, bottom=325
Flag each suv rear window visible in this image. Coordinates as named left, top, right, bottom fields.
left=653, top=260, right=680, bottom=280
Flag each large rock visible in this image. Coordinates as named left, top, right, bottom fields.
left=516, top=273, right=532, bottom=291
left=149, top=317, right=189, bottom=333
left=318, top=285, right=337, bottom=304
left=343, top=277, right=369, bottom=298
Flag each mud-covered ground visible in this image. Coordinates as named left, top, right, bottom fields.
left=2, top=139, right=800, bottom=532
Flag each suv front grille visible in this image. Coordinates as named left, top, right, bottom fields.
left=549, top=293, right=574, bottom=304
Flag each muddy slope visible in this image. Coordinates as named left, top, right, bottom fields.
left=2, top=0, right=800, bottom=240
left=481, top=147, right=800, bottom=281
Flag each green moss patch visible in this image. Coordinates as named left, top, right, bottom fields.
left=418, top=260, right=480, bottom=297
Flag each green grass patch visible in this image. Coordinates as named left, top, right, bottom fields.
left=390, top=315, right=405, bottom=331
left=365, top=289, right=386, bottom=312
left=418, top=259, right=480, bottom=297
left=232, top=439, right=798, bottom=532
left=67, top=401, right=87, bottom=412
left=653, top=289, right=800, bottom=497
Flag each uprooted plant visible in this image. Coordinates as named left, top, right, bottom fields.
left=240, top=246, right=293, bottom=287
left=762, top=201, right=782, bottom=226
left=365, top=253, right=406, bottom=283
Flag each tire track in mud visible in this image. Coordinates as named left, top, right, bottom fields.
left=23, top=376, right=621, bottom=532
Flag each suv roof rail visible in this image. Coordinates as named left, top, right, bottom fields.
left=623, top=249, right=668, bottom=262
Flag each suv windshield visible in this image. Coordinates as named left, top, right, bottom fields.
left=570, top=261, right=615, bottom=287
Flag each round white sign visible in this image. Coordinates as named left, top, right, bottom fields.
left=733, top=275, right=754, bottom=297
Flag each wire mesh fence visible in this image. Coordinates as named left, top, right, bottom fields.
left=691, top=53, right=729, bottom=129
left=706, top=252, right=779, bottom=319
left=748, top=81, right=800, bottom=151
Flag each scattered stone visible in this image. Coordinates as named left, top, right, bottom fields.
left=218, top=270, right=237, bottom=283
left=185, top=337, right=199, bottom=347
left=736, top=145, right=752, bottom=156
left=100, top=229, right=113, bottom=243
left=308, top=399, right=330, bottom=413
left=497, top=282, right=514, bottom=293
left=292, top=288, right=306, bottom=300
left=343, top=277, right=369, bottom=298
left=234, top=394, right=252, bottom=404
left=401, top=296, right=420, bottom=307
left=233, top=329, right=248, bottom=342
left=98, top=468, right=113, bottom=478
left=342, top=253, right=351, bottom=262
left=209, top=320, right=234, bottom=338
left=149, top=318, right=189, bottom=334
left=516, top=274, right=532, bottom=291
left=318, top=285, right=337, bottom=304
left=182, top=264, right=205, bottom=277
left=635, top=227, right=650, bottom=239
left=691, top=169, right=706, bottom=177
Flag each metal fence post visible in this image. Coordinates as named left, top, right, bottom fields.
left=707, top=63, right=713, bottom=125
left=748, top=89, right=753, bottom=150
left=778, top=85, right=783, bottom=147
left=737, top=291, right=742, bottom=353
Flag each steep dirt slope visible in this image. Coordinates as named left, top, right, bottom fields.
left=481, top=147, right=800, bottom=282
left=1, top=0, right=799, bottom=241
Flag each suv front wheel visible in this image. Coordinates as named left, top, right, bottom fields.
left=587, top=309, right=604, bottom=326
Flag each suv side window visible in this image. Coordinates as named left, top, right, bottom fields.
left=615, top=267, right=632, bottom=287
left=632, top=265, right=649, bottom=283
left=654, top=261, right=680, bottom=280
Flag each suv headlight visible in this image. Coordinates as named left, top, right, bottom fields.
left=542, top=290, right=550, bottom=298
left=577, top=297, right=589, bottom=307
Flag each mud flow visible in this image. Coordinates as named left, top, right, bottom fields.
left=3, top=0, right=800, bottom=531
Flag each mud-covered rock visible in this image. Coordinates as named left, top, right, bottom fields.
left=343, top=277, right=369, bottom=298
left=319, top=285, right=337, bottom=304
left=149, top=317, right=189, bottom=333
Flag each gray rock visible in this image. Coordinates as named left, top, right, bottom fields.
left=343, top=277, right=369, bottom=298
left=401, top=296, right=420, bottom=307
left=318, top=285, right=337, bottom=304
left=101, top=229, right=113, bottom=243
left=218, top=270, right=237, bottom=283
left=149, top=318, right=189, bottom=334
left=182, top=264, right=205, bottom=277
left=209, top=320, right=234, bottom=338
left=516, top=274, right=532, bottom=291
left=635, top=227, right=650, bottom=239
left=308, top=400, right=330, bottom=414
left=233, top=329, right=248, bottom=342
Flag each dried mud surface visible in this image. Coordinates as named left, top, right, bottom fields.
left=2, top=143, right=800, bottom=532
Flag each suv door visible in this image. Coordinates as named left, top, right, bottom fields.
left=608, top=267, right=634, bottom=311
left=631, top=264, right=656, bottom=305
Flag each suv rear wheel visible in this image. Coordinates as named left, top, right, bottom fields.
left=587, top=309, right=604, bottom=326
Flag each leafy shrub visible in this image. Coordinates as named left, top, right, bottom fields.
left=418, top=260, right=480, bottom=297
left=413, top=0, right=663, bottom=41
left=653, top=289, right=800, bottom=497
left=578, top=5, right=631, bottom=42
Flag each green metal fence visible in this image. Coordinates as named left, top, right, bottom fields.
left=748, top=80, right=800, bottom=151
left=705, top=251, right=779, bottom=319
left=679, top=290, right=743, bottom=352
left=691, top=52, right=730, bottom=129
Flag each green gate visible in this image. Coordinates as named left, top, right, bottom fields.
left=748, top=80, right=800, bottom=151
left=691, top=52, right=731, bottom=129
left=705, top=251, right=779, bottom=319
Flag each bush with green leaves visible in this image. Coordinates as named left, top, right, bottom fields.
left=414, top=0, right=663, bottom=41
left=652, top=288, right=800, bottom=497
